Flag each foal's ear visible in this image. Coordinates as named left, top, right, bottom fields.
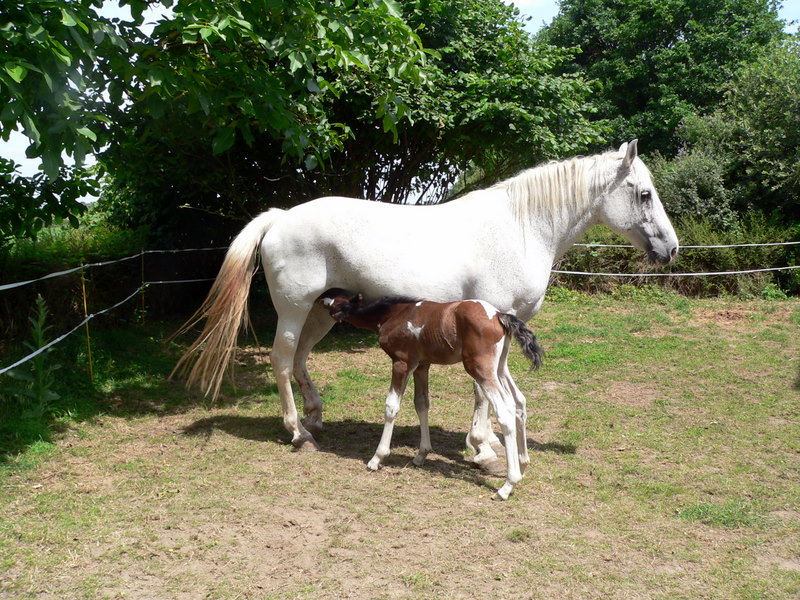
left=622, top=139, right=638, bottom=168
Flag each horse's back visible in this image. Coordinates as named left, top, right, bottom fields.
left=259, top=196, right=511, bottom=305
left=257, top=194, right=548, bottom=316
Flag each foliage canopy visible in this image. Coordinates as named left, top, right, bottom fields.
left=538, top=0, right=785, bottom=155
left=98, top=0, right=602, bottom=243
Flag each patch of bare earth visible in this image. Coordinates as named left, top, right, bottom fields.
left=3, top=300, right=798, bottom=599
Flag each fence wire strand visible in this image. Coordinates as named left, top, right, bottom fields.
left=1, top=241, right=798, bottom=375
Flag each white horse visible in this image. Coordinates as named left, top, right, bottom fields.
left=174, top=141, right=678, bottom=469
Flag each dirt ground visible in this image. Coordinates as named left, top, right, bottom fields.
left=2, top=298, right=799, bottom=599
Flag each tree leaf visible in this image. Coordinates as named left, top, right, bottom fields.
left=60, top=8, right=78, bottom=27
left=4, top=63, right=27, bottom=83
left=381, top=0, right=402, bottom=19
left=76, top=127, right=97, bottom=142
left=212, top=127, right=235, bottom=155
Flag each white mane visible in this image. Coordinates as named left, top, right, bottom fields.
left=492, top=149, right=621, bottom=226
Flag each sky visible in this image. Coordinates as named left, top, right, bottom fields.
left=2, top=1, right=799, bottom=178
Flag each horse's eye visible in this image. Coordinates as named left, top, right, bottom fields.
left=640, top=190, right=652, bottom=202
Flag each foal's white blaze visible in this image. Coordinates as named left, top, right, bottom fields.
left=407, top=322, right=424, bottom=339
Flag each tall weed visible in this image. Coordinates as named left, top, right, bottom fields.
left=1, top=295, right=61, bottom=419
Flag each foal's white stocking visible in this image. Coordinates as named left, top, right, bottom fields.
left=499, top=345, right=530, bottom=474
left=368, top=361, right=413, bottom=470
left=466, top=384, right=503, bottom=473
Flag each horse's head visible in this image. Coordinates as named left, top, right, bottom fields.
left=318, top=291, right=363, bottom=322
left=598, top=140, right=679, bottom=265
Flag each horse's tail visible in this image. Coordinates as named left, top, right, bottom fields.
left=498, top=313, right=543, bottom=371
left=171, top=209, right=285, bottom=398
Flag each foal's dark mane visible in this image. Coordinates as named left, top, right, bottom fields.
left=354, top=295, right=420, bottom=319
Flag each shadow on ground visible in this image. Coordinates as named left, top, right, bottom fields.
left=182, top=413, right=576, bottom=491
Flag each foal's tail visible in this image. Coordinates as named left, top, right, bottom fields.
left=171, top=209, right=285, bottom=398
left=498, top=313, right=544, bottom=370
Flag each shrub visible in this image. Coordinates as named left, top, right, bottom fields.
left=648, top=150, right=738, bottom=230
left=553, top=214, right=798, bottom=297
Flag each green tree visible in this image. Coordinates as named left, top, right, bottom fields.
left=2, top=0, right=427, bottom=245
left=0, top=0, right=137, bottom=245
left=677, top=38, right=800, bottom=220
left=99, top=0, right=602, bottom=244
left=330, top=0, right=603, bottom=202
left=0, top=158, right=97, bottom=245
left=98, top=0, right=433, bottom=243
left=538, top=0, right=785, bottom=155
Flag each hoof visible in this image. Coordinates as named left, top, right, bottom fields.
left=473, top=457, right=506, bottom=476
left=494, top=482, right=513, bottom=500
left=366, top=457, right=381, bottom=471
left=412, top=455, right=426, bottom=467
left=293, top=438, right=320, bottom=452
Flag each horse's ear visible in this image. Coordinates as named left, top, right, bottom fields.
left=623, top=139, right=638, bottom=168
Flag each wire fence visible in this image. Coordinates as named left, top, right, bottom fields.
left=2, top=242, right=799, bottom=376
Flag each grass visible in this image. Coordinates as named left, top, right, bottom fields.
left=0, top=291, right=798, bottom=599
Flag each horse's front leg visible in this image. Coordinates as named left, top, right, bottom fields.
left=466, top=383, right=504, bottom=475
left=368, top=360, right=414, bottom=471
left=293, top=307, right=335, bottom=436
left=412, top=364, right=432, bottom=466
left=502, top=368, right=530, bottom=475
left=499, top=349, right=530, bottom=474
left=476, top=380, right=522, bottom=501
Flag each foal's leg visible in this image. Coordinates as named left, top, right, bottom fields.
left=466, top=384, right=504, bottom=475
left=412, top=364, right=432, bottom=466
left=271, top=312, right=318, bottom=450
left=293, top=306, right=335, bottom=435
left=368, top=360, right=414, bottom=470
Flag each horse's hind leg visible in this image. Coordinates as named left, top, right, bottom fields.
left=272, top=312, right=318, bottom=450
left=500, top=361, right=530, bottom=475
left=412, top=364, right=432, bottom=466
left=293, top=306, right=335, bottom=435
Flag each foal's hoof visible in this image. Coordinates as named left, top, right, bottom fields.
left=473, top=457, right=506, bottom=476
left=293, top=438, right=320, bottom=452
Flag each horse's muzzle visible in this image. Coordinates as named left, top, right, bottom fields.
left=647, top=244, right=678, bottom=266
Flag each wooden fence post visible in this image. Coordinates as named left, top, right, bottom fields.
left=79, top=264, right=94, bottom=382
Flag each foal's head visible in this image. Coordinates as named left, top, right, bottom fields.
left=317, top=289, right=363, bottom=322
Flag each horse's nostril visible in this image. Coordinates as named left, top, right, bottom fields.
left=670, top=246, right=678, bottom=259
